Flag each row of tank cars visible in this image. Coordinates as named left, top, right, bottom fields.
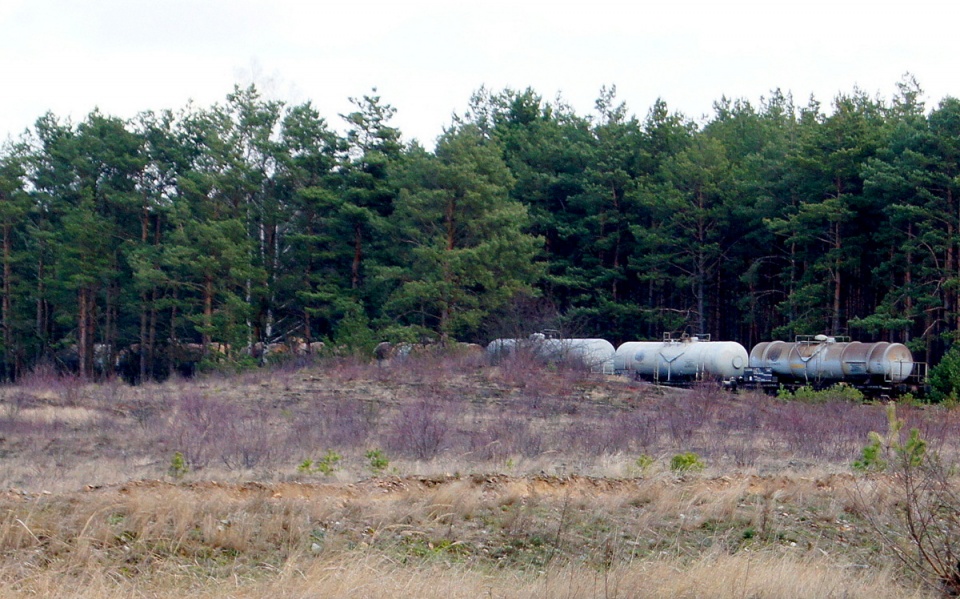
left=485, top=332, right=925, bottom=396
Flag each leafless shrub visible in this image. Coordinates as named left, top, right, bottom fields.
left=662, top=393, right=707, bottom=450
left=767, top=400, right=883, bottom=461
left=0, top=409, right=46, bottom=437
left=166, top=391, right=240, bottom=470
left=496, top=344, right=550, bottom=390
left=2, top=391, right=33, bottom=420
left=16, top=363, right=85, bottom=406
left=92, top=377, right=129, bottom=409
left=560, top=407, right=659, bottom=457
left=387, top=397, right=449, bottom=460
left=465, top=412, right=543, bottom=460
left=909, top=406, right=958, bottom=454
left=218, top=404, right=275, bottom=470
left=288, top=396, right=375, bottom=455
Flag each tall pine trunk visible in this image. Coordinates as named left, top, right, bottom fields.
left=2, top=222, right=12, bottom=380
left=139, top=209, right=150, bottom=381
left=832, top=220, right=842, bottom=334
left=203, top=274, right=214, bottom=354
left=77, top=287, right=97, bottom=379
left=352, top=226, right=363, bottom=290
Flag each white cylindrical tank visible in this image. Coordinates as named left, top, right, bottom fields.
left=615, top=337, right=748, bottom=381
left=749, top=336, right=915, bottom=384
left=486, top=335, right=616, bottom=374
left=486, top=338, right=518, bottom=364
left=538, top=338, right=616, bottom=374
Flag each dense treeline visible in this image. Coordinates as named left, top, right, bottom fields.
left=0, top=77, right=958, bottom=380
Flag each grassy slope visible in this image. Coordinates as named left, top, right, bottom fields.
left=0, top=354, right=948, bottom=597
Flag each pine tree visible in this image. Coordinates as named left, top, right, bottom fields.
left=382, top=124, right=542, bottom=341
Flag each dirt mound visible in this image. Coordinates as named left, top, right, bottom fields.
left=72, top=473, right=650, bottom=502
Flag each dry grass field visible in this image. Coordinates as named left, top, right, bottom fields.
left=0, top=352, right=951, bottom=598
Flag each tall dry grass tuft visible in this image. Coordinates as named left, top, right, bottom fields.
left=0, top=472, right=942, bottom=598
left=610, top=551, right=928, bottom=599
left=0, top=550, right=931, bottom=599
left=421, top=479, right=485, bottom=523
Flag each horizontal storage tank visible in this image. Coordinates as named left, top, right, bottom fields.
left=749, top=336, right=915, bottom=384
left=486, top=334, right=616, bottom=374
left=539, top=337, right=616, bottom=374
left=486, top=338, right=518, bottom=363
left=614, top=336, right=748, bottom=381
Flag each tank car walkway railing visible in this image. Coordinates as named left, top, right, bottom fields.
left=662, top=332, right=711, bottom=342
left=886, top=361, right=926, bottom=385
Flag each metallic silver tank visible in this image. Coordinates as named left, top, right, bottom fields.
left=614, top=337, right=748, bottom=381
left=749, top=335, right=915, bottom=384
left=486, top=334, right=616, bottom=374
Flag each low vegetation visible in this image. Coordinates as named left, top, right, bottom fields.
left=0, top=353, right=955, bottom=597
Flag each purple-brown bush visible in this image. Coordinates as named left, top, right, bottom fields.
left=0, top=351, right=956, bottom=490
left=386, top=397, right=450, bottom=460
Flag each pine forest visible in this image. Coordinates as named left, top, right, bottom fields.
left=0, top=77, right=958, bottom=381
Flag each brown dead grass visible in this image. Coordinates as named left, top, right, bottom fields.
left=0, top=473, right=939, bottom=597
left=0, top=539, right=930, bottom=599
left=0, top=358, right=949, bottom=597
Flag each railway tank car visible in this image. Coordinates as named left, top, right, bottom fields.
left=614, top=334, right=749, bottom=386
left=745, top=335, right=920, bottom=394
left=486, top=332, right=616, bottom=374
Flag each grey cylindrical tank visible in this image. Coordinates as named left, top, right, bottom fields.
left=538, top=337, right=616, bottom=374
left=486, top=335, right=616, bottom=374
left=486, top=338, right=518, bottom=364
left=749, top=336, right=915, bottom=383
left=614, top=338, right=748, bottom=381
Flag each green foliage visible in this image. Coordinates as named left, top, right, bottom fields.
left=853, top=402, right=926, bottom=472
left=897, top=392, right=920, bottom=407
left=1, top=80, right=958, bottom=379
left=332, top=306, right=377, bottom=355
left=199, top=351, right=258, bottom=375
left=670, top=452, right=705, bottom=473
left=777, top=384, right=865, bottom=403
left=365, top=449, right=389, bottom=475
left=927, top=344, right=960, bottom=403
left=899, top=427, right=927, bottom=468
left=380, top=124, right=543, bottom=340
left=634, top=454, right=654, bottom=473
left=168, top=452, right=188, bottom=480
left=298, top=450, right=342, bottom=476
left=852, top=432, right=887, bottom=472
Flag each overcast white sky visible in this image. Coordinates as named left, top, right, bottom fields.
left=1, top=0, right=957, bottom=147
